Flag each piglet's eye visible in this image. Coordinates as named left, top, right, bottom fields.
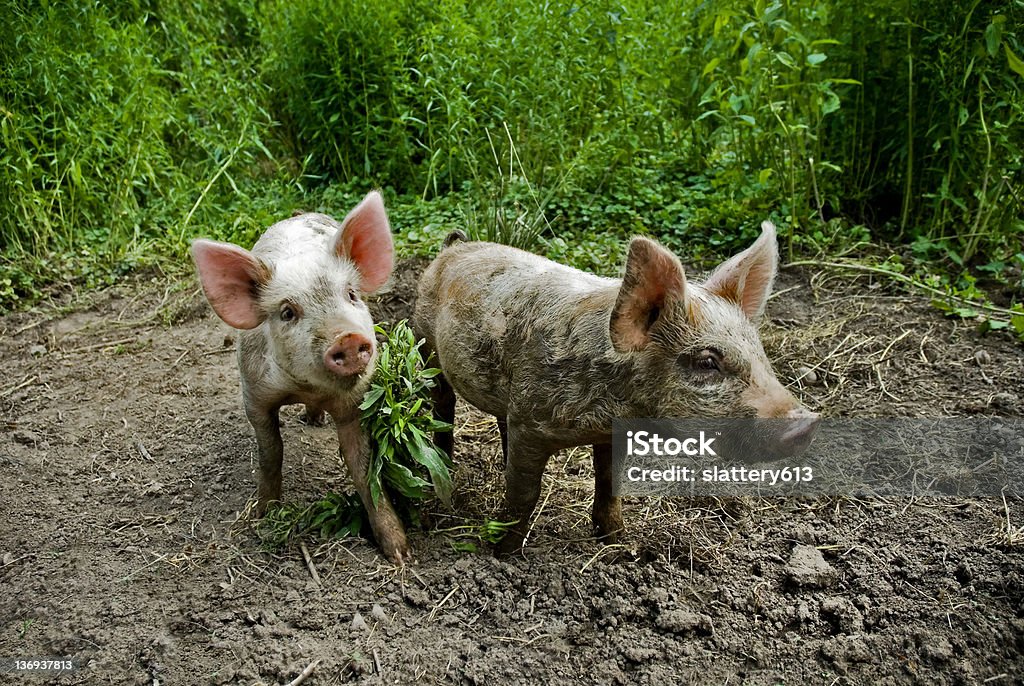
left=348, top=288, right=359, bottom=303
left=280, top=304, right=297, bottom=322
left=695, top=349, right=722, bottom=371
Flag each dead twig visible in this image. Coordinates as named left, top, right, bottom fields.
left=284, top=659, right=320, bottom=686
left=428, top=584, right=460, bottom=621
left=15, top=319, right=45, bottom=334
left=876, top=329, right=912, bottom=363
left=300, top=542, right=322, bottom=587
left=1003, top=490, right=1022, bottom=547
left=66, top=337, right=136, bottom=353
left=171, top=349, right=190, bottom=368
left=1, top=375, right=37, bottom=398
left=119, top=553, right=170, bottom=582
left=579, top=544, right=625, bottom=574
left=135, top=441, right=154, bottom=462
left=407, top=566, right=429, bottom=588
left=372, top=649, right=383, bottom=677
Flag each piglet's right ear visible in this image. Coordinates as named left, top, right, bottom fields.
left=609, top=237, right=687, bottom=353
left=190, top=239, right=269, bottom=330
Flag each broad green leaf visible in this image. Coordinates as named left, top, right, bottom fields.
left=702, top=58, right=721, bottom=76
left=426, top=418, right=454, bottom=432
left=822, top=91, right=841, bottom=115
left=383, top=462, right=431, bottom=498
left=310, top=510, right=334, bottom=528
left=807, top=53, right=827, bottom=66
left=369, top=453, right=384, bottom=507
left=977, top=261, right=1005, bottom=273
left=951, top=306, right=980, bottom=318
left=410, top=432, right=454, bottom=507
left=979, top=319, right=1008, bottom=333
left=1005, top=44, right=1024, bottom=78
left=775, top=51, right=796, bottom=69
left=359, top=386, right=385, bottom=410
left=985, top=17, right=1004, bottom=57
left=747, top=41, right=762, bottom=66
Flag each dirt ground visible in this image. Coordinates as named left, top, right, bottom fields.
left=1, top=256, right=1023, bottom=685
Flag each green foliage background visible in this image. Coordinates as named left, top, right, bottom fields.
left=1, top=0, right=1022, bottom=310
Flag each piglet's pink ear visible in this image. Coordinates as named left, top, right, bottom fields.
left=610, top=237, right=687, bottom=353
left=334, top=190, right=394, bottom=293
left=190, top=239, right=270, bottom=329
left=703, top=221, right=778, bottom=323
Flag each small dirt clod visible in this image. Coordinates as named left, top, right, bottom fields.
left=655, top=610, right=714, bottom=636
left=785, top=544, right=837, bottom=589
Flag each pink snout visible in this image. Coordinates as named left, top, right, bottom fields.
left=324, top=333, right=374, bottom=377
left=780, top=407, right=820, bottom=455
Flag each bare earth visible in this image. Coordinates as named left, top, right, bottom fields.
left=1, top=258, right=1022, bottom=685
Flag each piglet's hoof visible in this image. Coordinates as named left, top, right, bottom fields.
left=383, top=538, right=412, bottom=566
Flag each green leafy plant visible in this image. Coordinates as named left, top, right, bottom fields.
left=258, top=492, right=364, bottom=548
left=360, top=320, right=454, bottom=512
left=439, top=519, right=518, bottom=554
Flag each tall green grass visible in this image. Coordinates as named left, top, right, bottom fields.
left=0, top=1, right=283, bottom=302
left=801, top=0, right=1024, bottom=267
left=0, top=0, right=1021, bottom=310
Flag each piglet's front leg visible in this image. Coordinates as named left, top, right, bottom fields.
left=245, top=403, right=284, bottom=515
left=335, top=416, right=411, bottom=565
left=495, top=429, right=554, bottom=557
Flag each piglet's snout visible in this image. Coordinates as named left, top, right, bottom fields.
left=780, top=407, right=820, bottom=454
left=324, top=333, right=374, bottom=377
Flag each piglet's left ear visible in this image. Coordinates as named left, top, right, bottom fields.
left=703, top=221, right=778, bottom=323
left=333, top=190, right=395, bottom=293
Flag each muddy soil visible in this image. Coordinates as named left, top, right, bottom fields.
left=1, top=258, right=1022, bottom=685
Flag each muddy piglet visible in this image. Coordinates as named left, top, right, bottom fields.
left=414, top=223, right=818, bottom=555
left=191, top=191, right=409, bottom=564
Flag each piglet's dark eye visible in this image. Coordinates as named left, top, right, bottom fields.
left=695, top=349, right=722, bottom=371
left=348, top=288, right=359, bottom=303
left=280, top=304, right=296, bottom=322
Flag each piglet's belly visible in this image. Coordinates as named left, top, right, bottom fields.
left=439, top=360, right=510, bottom=419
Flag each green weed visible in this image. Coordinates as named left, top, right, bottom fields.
left=439, top=519, right=519, bottom=554
left=258, top=492, right=364, bottom=548
left=360, top=320, right=454, bottom=513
